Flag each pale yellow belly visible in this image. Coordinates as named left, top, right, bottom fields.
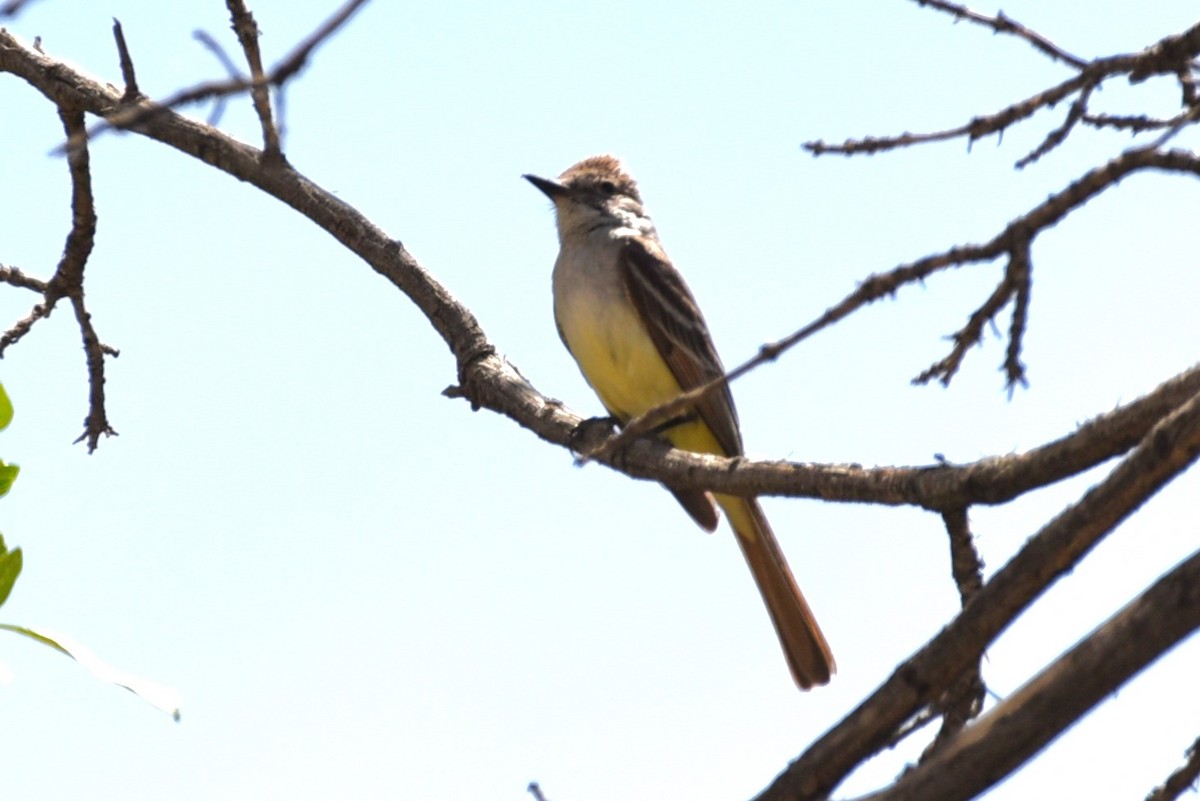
left=556, top=293, right=723, bottom=456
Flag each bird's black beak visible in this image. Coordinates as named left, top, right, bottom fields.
left=523, top=173, right=569, bottom=200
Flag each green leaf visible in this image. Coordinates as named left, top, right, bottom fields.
left=0, top=383, right=15, bottom=497
left=0, top=383, right=11, bottom=430
left=0, top=461, right=19, bottom=498
left=0, top=542, right=20, bottom=608
left=0, top=624, right=182, bottom=720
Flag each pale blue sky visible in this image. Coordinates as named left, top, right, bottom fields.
left=1, top=2, right=1198, bottom=800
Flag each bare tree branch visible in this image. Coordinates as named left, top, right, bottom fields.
left=70, top=0, right=368, bottom=150
left=1145, top=736, right=1200, bottom=801
left=0, top=101, right=118, bottom=449
left=0, top=264, right=48, bottom=293
left=3, top=8, right=1199, bottom=799
left=911, top=235, right=1031, bottom=388
left=943, top=508, right=983, bottom=605
left=804, top=20, right=1200, bottom=159
left=56, top=106, right=117, bottom=451
left=0, top=283, right=53, bottom=354
left=754, top=385, right=1200, bottom=801
left=919, top=508, right=986, bottom=756
left=193, top=28, right=243, bottom=78
left=224, top=0, right=279, bottom=156
left=270, top=0, right=370, bottom=85
left=8, top=12, right=1195, bottom=469
left=111, top=18, right=140, bottom=101
left=1083, top=111, right=1184, bottom=133
left=0, top=0, right=37, bottom=18
left=1015, top=84, right=1093, bottom=169
left=853, top=546, right=1200, bottom=801
left=595, top=144, right=1200, bottom=460
left=804, top=71, right=1094, bottom=157
left=1128, top=23, right=1200, bottom=84
left=505, top=357, right=1200, bottom=511
left=911, top=0, right=1088, bottom=68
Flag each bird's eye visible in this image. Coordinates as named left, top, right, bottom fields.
left=598, top=180, right=617, bottom=195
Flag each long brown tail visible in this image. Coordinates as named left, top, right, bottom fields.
left=715, top=494, right=835, bottom=690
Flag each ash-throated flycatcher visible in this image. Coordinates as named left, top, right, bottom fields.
left=524, top=155, right=834, bottom=690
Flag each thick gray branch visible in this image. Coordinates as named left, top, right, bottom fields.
left=853, top=546, right=1200, bottom=801
left=754, top=385, right=1200, bottom=801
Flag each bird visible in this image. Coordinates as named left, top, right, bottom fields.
left=524, top=155, right=834, bottom=689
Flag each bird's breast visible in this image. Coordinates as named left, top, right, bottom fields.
left=552, top=247, right=682, bottom=422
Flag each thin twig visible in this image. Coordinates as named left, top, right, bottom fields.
left=0, top=265, right=48, bottom=293
left=193, top=29, right=243, bottom=78
left=920, top=508, right=986, bottom=758
left=1145, top=736, right=1200, bottom=801
left=1015, top=83, right=1094, bottom=169
left=224, top=0, right=280, bottom=157
left=880, top=707, right=940, bottom=752
left=1083, top=112, right=1181, bottom=133
left=0, top=300, right=54, bottom=355
left=913, top=252, right=1022, bottom=387
left=806, top=18, right=1200, bottom=160
left=71, top=0, right=370, bottom=150
left=922, top=671, right=986, bottom=762
left=56, top=106, right=117, bottom=451
left=1004, top=245, right=1031, bottom=392
left=805, top=70, right=1093, bottom=157
left=54, top=108, right=95, bottom=289
left=0, top=0, right=37, bottom=17
left=943, top=508, right=984, bottom=605
left=1148, top=102, right=1200, bottom=151
left=1178, top=64, right=1198, bottom=107
left=271, top=0, right=370, bottom=85
left=111, top=18, right=140, bottom=101
left=911, top=0, right=1088, bottom=68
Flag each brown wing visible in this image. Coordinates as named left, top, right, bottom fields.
left=618, top=237, right=744, bottom=458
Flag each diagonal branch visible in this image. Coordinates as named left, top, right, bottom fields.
left=1015, top=83, right=1095, bottom=169
left=911, top=0, right=1088, bottom=68
left=1128, top=21, right=1200, bottom=84
left=753, top=384, right=1200, bottom=801
left=0, top=265, right=48, bottom=293
left=853, top=546, right=1200, bottom=801
left=805, top=19, right=1200, bottom=160
left=912, top=235, right=1031, bottom=388
left=0, top=264, right=53, bottom=355
left=804, top=70, right=1094, bottom=157
left=596, top=144, right=1200, bottom=461
left=271, top=0, right=370, bottom=85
